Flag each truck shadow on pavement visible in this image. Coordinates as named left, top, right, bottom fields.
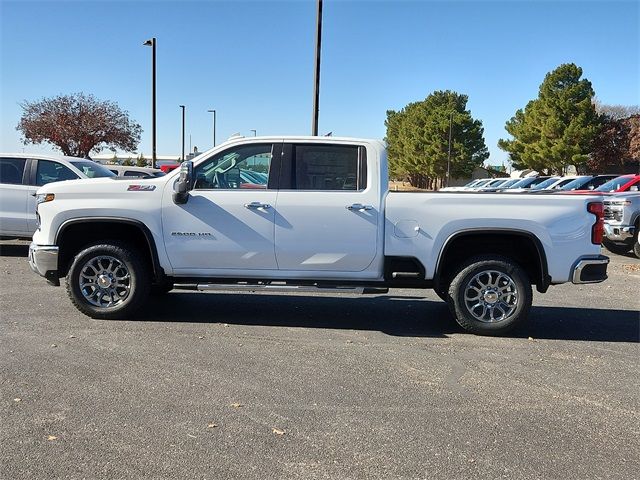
left=0, top=244, right=29, bottom=257
left=138, top=292, right=639, bottom=343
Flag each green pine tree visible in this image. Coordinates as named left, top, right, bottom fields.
left=498, top=63, right=602, bottom=174
left=385, top=90, right=489, bottom=188
left=136, top=154, right=147, bottom=167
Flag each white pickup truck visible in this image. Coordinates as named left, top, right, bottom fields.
left=29, top=136, right=609, bottom=335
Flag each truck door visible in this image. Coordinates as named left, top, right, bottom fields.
left=162, top=142, right=281, bottom=273
left=0, top=157, right=30, bottom=236
left=274, top=143, right=380, bottom=273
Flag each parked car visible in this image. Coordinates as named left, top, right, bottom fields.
left=557, top=175, right=618, bottom=192
left=500, top=176, right=552, bottom=192
left=107, top=165, right=166, bottom=178
left=30, top=136, right=608, bottom=336
left=602, top=192, right=640, bottom=258
left=0, top=154, right=115, bottom=239
left=160, top=164, right=180, bottom=173
left=477, top=178, right=521, bottom=192
left=439, top=178, right=490, bottom=192
left=563, top=174, right=640, bottom=195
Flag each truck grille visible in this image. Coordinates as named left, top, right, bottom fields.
left=603, top=205, right=622, bottom=222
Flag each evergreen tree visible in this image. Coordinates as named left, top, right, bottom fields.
left=499, top=63, right=602, bottom=174
left=136, top=154, right=147, bottom=167
left=385, top=90, right=489, bottom=188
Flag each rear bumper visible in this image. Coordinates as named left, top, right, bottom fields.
left=28, top=243, right=60, bottom=286
left=571, top=255, right=609, bottom=284
left=604, top=223, right=635, bottom=242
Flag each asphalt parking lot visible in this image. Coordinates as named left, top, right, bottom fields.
left=1, top=239, right=639, bottom=480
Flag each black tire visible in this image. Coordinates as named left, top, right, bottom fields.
left=65, top=241, right=150, bottom=319
left=633, top=228, right=640, bottom=259
left=602, top=238, right=632, bottom=255
left=447, top=255, right=533, bottom=336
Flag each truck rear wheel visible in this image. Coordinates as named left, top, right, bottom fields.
left=447, top=255, right=532, bottom=335
left=65, top=241, right=150, bottom=319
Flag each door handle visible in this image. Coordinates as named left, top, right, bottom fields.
left=244, top=202, right=271, bottom=209
left=346, top=203, right=373, bottom=211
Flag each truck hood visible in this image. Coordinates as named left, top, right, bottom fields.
left=36, top=175, right=168, bottom=195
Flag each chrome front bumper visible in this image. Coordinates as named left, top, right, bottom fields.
left=604, top=223, right=635, bottom=242
left=571, top=255, right=609, bottom=284
left=28, top=243, right=60, bottom=285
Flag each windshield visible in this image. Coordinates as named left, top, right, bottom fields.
left=558, top=176, right=592, bottom=191
left=70, top=160, right=116, bottom=178
left=551, top=178, right=578, bottom=189
left=509, top=177, right=539, bottom=189
left=595, top=175, right=633, bottom=192
left=496, top=179, right=520, bottom=188
left=531, top=177, right=560, bottom=190
left=469, top=179, right=491, bottom=188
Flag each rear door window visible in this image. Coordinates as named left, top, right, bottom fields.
left=0, top=158, right=27, bottom=185
left=285, top=144, right=365, bottom=191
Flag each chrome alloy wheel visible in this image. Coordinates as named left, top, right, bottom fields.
left=79, top=255, right=131, bottom=308
left=463, top=269, right=518, bottom=323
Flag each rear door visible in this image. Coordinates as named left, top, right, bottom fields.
left=0, top=157, right=30, bottom=236
left=274, top=142, right=380, bottom=274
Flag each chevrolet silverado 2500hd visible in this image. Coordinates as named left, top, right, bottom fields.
left=29, top=137, right=609, bottom=335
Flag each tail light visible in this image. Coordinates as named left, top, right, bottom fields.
left=587, top=202, right=604, bottom=245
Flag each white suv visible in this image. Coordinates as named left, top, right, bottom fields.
left=0, top=154, right=115, bottom=239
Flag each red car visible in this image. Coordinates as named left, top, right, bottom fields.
left=562, top=174, right=640, bottom=195
left=160, top=164, right=180, bottom=173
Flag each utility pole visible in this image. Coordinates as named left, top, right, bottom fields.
left=311, top=0, right=323, bottom=136
left=179, top=105, right=185, bottom=161
left=446, top=111, right=453, bottom=188
left=143, top=37, right=157, bottom=168
left=207, top=109, right=216, bottom=147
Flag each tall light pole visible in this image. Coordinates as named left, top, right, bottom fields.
left=250, top=129, right=257, bottom=137
left=207, top=109, right=216, bottom=147
left=311, top=0, right=323, bottom=136
left=179, top=105, right=185, bottom=161
left=446, top=111, right=454, bottom=188
left=143, top=37, right=157, bottom=168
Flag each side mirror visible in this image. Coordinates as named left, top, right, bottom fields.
left=588, top=185, right=595, bottom=190
left=173, top=161, right=194, bottom=204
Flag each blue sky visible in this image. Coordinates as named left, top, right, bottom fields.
left=1, top=0, right=638, bottom=165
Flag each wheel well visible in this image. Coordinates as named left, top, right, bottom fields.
left=435, top=232, right=549, bottom=292
left=56, top=220, right=161, bottom=280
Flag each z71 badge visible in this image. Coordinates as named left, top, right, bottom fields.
left=127, top=185, right=156, bottom=191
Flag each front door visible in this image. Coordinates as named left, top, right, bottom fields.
left=162, top=142, right=280, bottom=274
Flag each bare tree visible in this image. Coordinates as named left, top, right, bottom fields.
left=17, top=93, right=142, bottom=158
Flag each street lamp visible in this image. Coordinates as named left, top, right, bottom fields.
left=143, top=37, right=156, bottom=169
left=446, top=111, right=454, bottom=188
left=311, top=0, right=323, bottom=135
left=250, top=129, right=257, bottom=137
left=179, top=105, right=185, bottom=161
left=207, top=109, right=216, bottom=147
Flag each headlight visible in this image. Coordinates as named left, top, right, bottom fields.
left=35, top=193, right=55, bottom=205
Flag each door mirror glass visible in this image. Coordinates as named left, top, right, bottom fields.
left=173, top=161, right=193, bottom=204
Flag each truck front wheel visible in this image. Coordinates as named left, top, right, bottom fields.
left=602, top=238, right=632, bottom=255
left=65, top=241, right=150, bottom=319
left=447, top=256, right=532, bottom=335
